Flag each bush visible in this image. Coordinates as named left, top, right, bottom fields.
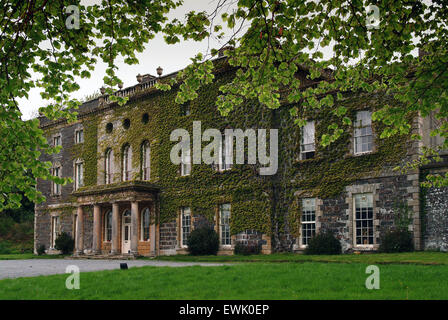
left=234, top=242, right=261, bottom=255
left=379, top=229, right=414, bottom=253
left=37, top=244, right=46, bottom=255
left=0, top=241, right=12, bottom=254
left=304, top=232, right=342, bottom=255
left=187, top=227, right=219, bottom=256
left=55, top=232, right=74, bottom=254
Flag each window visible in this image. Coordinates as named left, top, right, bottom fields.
left=354, top=193, right=374, bottom=246
left=51, top=216, right=60, bottom=248
left=180, top=147, right=191, bottom=176
left=219, top=203, right=231, bottom=246
left=180, top=102, right=190, bottom=116
left=300, top=121, right=315, bottom=160
left=301, top=198, right=316, bottom=246
left=122, top=145, right=132, bottom=181
left=105, top=149, right=113, bottom=184
left=52, top=165, right=62, bottom=195
left=181, top=207, right=191, bottom=247
left=354, top=111, right=373, bottom=154
left=75, top=129, right=84, bottom=144
left=74, top=160, right=84, bottom=190
left=141, top=208, right=150, bottom=241
left=218, top=134, right=232, bottom=171
left=104, top=211, right=112, bottom=242
left=53, top=135, right=61, bottom=147
left=141, top=142, right=150, bottom=180
left=123, top=118, right=131, bottom=130
left=106, top=122, right=113, bottom=133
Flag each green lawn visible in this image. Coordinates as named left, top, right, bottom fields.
left=0, top=253, right=67, bottom=260
left=153, top=251, right=448, bottom=265
left=1, top=262, right=447, bottom=299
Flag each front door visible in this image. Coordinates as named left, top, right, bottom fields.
left=122, top=210, right=131, bottom=254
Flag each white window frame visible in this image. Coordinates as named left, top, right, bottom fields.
left=180, top=147, right=191, bottom=176
left=218, top=134, right=232, bottom=171
left=180, top=207, right=191, bottom=248
left=141, top=208, right=150, bottom=242
left=74, top=160, right=84, bottom=190
left=104, top=211, right=112, bottom=242
left=354, top=111, right=373, bottom=155
left=219, top=203, right=231, bottom=247
left=354, top=193, right=374, bottom=247
left=122, top=145, right=132, bottom=181
left=52, top=165, right=62, bottom=196
left=105, top=149, right=113, bottom=184
left=301, top=198, right=316, bottom=247
left=300, top=121, right=315, bottom=160
left=75, top=129, right=84, bottom=144
left=53, top=135, right=62, bottom=147
left=51, top=215, right=60, bottom=249
left=141, top=142, right=150, bottom=181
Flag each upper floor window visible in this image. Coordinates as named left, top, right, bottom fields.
left=180, top=147, right=191, bottom=176
left=180, top=102, right=191, bottom=116
left=354, top=193, right=374, bottom=246
left=141, top=208, right=151, bottom=241
left=300, top=121, right=315, bottom=160
left=74, top=160, right=84, bottom=190
left=218, top=134, right=232, bottom=171
left=122, top=145, right=132, bottom=181
left=53, top=135, right=61, bottom=147
left=141, top=142, right=150, bottom=181
left=219, top=203, right=231, bottom=246
left=105, top=149, right=113, bottom=184
left=301, top=198, right=316, bottom=246
left=181, top=207, right=191, bottom=248
left=354, top=111, right=373, bottom=154
left=51, top=165, right=62, bottom=195
left=75, top=129, right=84, bottom=144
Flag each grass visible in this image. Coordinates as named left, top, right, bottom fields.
left=0, top=253, right=67, bottom=260
left=0, top=262, right=447, bottom=299
left=152, top=251, right=448, bottom=265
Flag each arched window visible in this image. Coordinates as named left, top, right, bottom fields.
left=141, top=208, right=151, bottom=241
left=141, top=142, right=150, bottom=180
left=74, top=159, right=84, bottom=190
left=105, top=148, right=113, bottom=184
left=122, top=144, right=132, bottom=181
left=104, top=211, right=112, bottom=242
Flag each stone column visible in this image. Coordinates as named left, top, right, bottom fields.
left=92, top=204, right=101, bottom=254
left=76, top=206, right=84, bottom=255
left=111, top=202, right=120, bottom=255
left=131, top=201, right=139, bottom=255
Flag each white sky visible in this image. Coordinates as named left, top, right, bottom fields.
left=18, top=0, right=238, bottom=120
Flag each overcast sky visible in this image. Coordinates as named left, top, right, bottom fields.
left=18, top=0, right=238, bottom=120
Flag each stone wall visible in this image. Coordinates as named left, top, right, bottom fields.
left=423, top=186, right=448, bottom=252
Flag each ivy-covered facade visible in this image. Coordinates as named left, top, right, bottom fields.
left=34, top=59, right=448, bottom=256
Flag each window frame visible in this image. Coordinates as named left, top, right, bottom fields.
left=180, top=207, right=191, bottom=248
left=105, top=148, right=113, bottom=184
left=75, top=128, right=84, bottom=144
left=180, top=147, right=191, bottom=176
left=122, top=145, right=132, bottom=181
left=51, top=165, right=62, bottom=196
left=104, top=210, right=112, bottom=242
left=50, top=215, right=60, bottom=249
left=53, top=135, right=62, bottom=148
left=74, top=160, right=84, bottom=190
left=300, top=121, right=316, bottom=160
left=353, top=193, right=374, bottom=247
left=141, top=142, right=151, bottom=181
left=300, top=198, right=316, bottom=247
left=218, top=203, right=231, bottom=247
left=218, top=134, right=233, bottom=171
left=141, top=207, right=151, bottom=242
left=354, top=111, right=373, bottom=155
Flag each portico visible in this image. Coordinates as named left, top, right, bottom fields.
left=73, top=181, right=160, bottom=256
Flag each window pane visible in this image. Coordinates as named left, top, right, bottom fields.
left=354, top=194, right=374, bottom=245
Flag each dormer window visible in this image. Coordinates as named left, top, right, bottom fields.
left=354, top=111, right=373, bottom=154
left=300, top=121, right=315, bottom=160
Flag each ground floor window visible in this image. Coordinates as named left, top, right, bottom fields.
left=181, top=207, right=191, bottom=247
left=104, top=211, right=112, bottom=242
left=51, top=216, right=60, bottom=249
left=219, top=203, right=231, bottom=246
left=301, top=198, right=316, bottom=246
left=354, top=193, right=374, bottom=245
left=141, top=208, right=150, bottom=241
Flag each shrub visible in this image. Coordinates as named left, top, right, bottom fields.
left=0, top=241, right=12, bottom=254
left=234, top=242, right=261, bottom=255
left=37, top=244, right=46, bottom=255
left=379, top=229, right=414, bottom=253
left=55, top=232, right=74, bottom=254
left=304, top=232, right=342, bottom=255
left=187, top=227, right=219, bottom=256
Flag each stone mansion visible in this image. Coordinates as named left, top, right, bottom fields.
left=34, top=57, right=448, bottom=256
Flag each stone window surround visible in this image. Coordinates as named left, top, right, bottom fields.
left=176, top=206, right=192, bottom=249
left=73, top=158, right=84, bottom=191
left=51, top=132, right=62, bottom=148
left=215, top=203, right=234, bottom=249
left=51, top=162, right=62, bottom=196
left=74, top=125, right=84, bottom=144
left=345, top=183, right=381, bottom=251
left=292, top=191, right=323, bottom=250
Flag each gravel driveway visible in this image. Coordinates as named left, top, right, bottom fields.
left=0, top=259, right=224, bottom=280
